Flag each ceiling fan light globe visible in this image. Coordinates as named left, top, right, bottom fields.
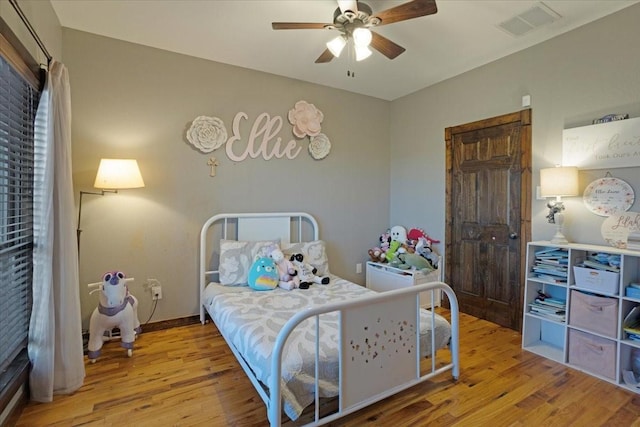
left=355, top=45, right=372, bottom=61
left=352, top=27, right=372, bottom=47
left=327, top=35, right=347, bottom=57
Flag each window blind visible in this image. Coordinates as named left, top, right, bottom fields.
left=0, top=52, right=39, bottom=377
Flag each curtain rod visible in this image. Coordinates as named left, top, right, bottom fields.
left=9, top=0, right=52, bottom=65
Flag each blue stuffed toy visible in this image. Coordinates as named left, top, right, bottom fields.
left=248, top=256, right=279, bottom=291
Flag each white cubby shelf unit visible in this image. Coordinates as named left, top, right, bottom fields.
left=522, top=241, right=640, bottom=393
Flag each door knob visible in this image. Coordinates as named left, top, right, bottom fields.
left=509, top=233, right=518, bottom=239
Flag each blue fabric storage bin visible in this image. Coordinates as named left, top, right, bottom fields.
left=626, top=286, right=640, bottom=299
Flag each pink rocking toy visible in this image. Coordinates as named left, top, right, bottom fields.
left=87, top=271, right=141, bottom=363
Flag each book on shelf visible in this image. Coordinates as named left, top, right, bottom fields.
left=531, top=247, right=570, bottom=283
left=529, top=302, right=565, bottom=313
left=528, top=308, right=566, bottom=322
left=532, top=267, right=568, bottom=277
left=533, top=274, right=567, bottom=284
left=530, top=299, right=565, bottom=313
left=535, top=258, right=568, bottom=266
left=535, top=247, right=563, bottom=255
left=529, top=290, right=566, bottom=322
left=535, top=247, right=568, bottom=257
left=581, top=259, right=620, bottom=273
left=533, top=261, right=568, bottom=270
left=534, top=297, right=566, bottom=309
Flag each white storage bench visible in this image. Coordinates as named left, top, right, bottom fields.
left=365, top=261, right=442, bottom=308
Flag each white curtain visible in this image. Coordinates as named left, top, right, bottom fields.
left=28, top=60, right=85, bottom=402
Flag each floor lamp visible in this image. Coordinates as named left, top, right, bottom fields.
left=77, top=159, right=145, bottom=252
left=540, top=166, right=579, bottom=244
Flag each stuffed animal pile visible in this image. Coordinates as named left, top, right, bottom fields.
left=368, top=225, right=440, bottom=271
left=246, top=244, right=330, bottom=291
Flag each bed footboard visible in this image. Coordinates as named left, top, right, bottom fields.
left=268, top=281, right=459, bottom=426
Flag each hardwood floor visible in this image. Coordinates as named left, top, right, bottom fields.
left=15, top=311, right=640, bottom=427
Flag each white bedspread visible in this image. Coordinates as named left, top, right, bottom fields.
left=203, top=275, right=451, bottom=420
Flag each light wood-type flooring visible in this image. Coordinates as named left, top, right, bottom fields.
left=16, top=310, right=640, bottom=426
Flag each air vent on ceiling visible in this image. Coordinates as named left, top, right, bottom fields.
left=497, top=2, right=561, bottom=37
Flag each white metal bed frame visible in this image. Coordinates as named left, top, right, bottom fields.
left=199, top=212, right=460, bottom=426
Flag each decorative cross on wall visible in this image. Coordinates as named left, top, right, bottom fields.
left=207, top=156, right=219, bottom=177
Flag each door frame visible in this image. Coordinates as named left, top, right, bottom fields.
left=444, top=109, right=532, bottom=330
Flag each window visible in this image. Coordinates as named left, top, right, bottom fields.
left=0, top=32, right=40, bottom=411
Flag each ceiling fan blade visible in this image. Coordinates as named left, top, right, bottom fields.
left=372, top=0, right=437, bottom=26
left=370, top=31, right=406, bottom=60
left=272, top=22, right=331, bottom=30
left=315, top=49, right=335, bottom=63
left=337, top=0, right=358, bottom=14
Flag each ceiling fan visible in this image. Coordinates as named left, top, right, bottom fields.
left=272, top=0, right=438, bottom=63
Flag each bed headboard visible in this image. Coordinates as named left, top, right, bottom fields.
left=199, top=212, right=319, bottom=322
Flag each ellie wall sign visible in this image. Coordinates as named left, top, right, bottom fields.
left=185, top=100, right=332, bottom=176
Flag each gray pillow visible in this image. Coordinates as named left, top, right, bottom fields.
left=219, top=239, right=279, bottom=285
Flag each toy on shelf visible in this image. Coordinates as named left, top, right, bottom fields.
left=389, top=251, right=435, bottom=272
left=87, top=271, right=141, bottom=363
left=368, top=229, right=391, bottom=262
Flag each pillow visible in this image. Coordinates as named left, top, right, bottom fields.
left=219, top=240, right=279, bottom=285
left=282, top=240, right=330, bottom=276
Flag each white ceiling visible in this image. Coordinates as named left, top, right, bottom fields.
left=50, top=0, right=638, bottom=101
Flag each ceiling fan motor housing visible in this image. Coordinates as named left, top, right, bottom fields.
left=330, top=2, right=380, bottom=35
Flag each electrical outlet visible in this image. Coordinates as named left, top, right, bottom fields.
left=151, top=285, right=162, bottom=300
left=356, top=263, right=362, bottom=274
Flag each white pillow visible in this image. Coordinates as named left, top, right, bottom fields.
left=282, top=240, right=330, bottom=276
left=219, top=239, right=279, bottom=286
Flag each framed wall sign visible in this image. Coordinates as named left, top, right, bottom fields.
left=583, top=176, right=635, bottom=217
left=562, top=116, right=640, bottom=169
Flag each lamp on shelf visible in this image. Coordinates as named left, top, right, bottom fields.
left=540, top=165, right=579, bottom=244
left=77, top=158, right=145, bottom=251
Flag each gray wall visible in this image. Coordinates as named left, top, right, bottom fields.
left=63, top=29, right=390, bottom=328
left=390, top=5, right=640, bottom=254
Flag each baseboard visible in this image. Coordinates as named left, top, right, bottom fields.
left=140, top=315, right=201, bottom=333
left=83, top=315, right=205, bottom=353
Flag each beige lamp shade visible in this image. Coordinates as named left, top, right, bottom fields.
left=540, top=166, right=579, bottom=198
left=94, top=159, right=145, bottom=189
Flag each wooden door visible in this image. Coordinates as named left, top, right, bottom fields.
left=444, top=110, right=531, bottom=331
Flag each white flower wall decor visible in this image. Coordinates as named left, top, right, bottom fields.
left=186, top=116, right=228, bottom=153
left=309, top=133, right=331, bottom=160
left=288, top=101, right=324, bottom=138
